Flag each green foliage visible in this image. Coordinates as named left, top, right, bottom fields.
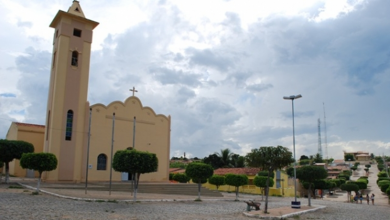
left=192, top=177, right=207, bottom=184
left=296, top=166, right=328, bottom=183
left=215, top=148, right=234, bottom=168
left=299, top=159, right=311, bottom=165
left=344, top=154, right=355, bottom=161
left=0, top=139, right=34, bottom=163
left=185, top=162, right=214, bottom=183
left=340, top=183, right=359, bottom=193
left=225, top=174, right=249, bottom=187
left=302, top=182, right=314, bottom=190
left=258, top=171, right=275, bottom=179
left=286, top=167, right=294, bottom=177
left=380, top=183, right=390, bottom=193
left=231, top=154, right=245, bottom=168
left=312, top=179, right=328, bottom=190
left=208, top=175, right=225, bottom=189
left=378, top=180, right=390, bottom=187
left=112, top=149, right=158, bottom=174
left=351, top=166, right=357, bottom=171
left=365, top=164, right=371, bottom=168
left=245, top=148, right=263, bottom=167
left=338, top=178, right=346, bottom=185
left=348, top=181, right=367, bottom=190
left=172, top=173, right=190, bottom=183
left=377, top=177, right=390, bottom=184
left=169, top=161, right=187, bottom=169
left=300, top=155, right=309, bottom=160
left=253, top=176, right=274, bottom=188
left=169, top=173, right=174, bottom=180
left=386, top=186, right=390, bottom=196
left=357, top=177, right=368, bottom=184
left=330, top=179, right=341, bottom=187
left=377, top=164, right=384, bottom=171
left=313, top=153, right=323, bottom=163
left=20, top=153, right=57, bottom=175
left=342, top=170, right=352, bottom=176
left=203, top=154, right=224, bottom=169
left=377, top=171, right=389, bottom=178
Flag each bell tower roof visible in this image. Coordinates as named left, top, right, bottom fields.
left=67, top=0, right=85, bottom=18
left=49, top=1, right=99, bottom=29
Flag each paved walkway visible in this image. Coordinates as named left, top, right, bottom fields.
left=322, top=163, right=388, bottom=205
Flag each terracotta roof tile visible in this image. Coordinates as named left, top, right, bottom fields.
left=15, top=122, right=45, bottom=128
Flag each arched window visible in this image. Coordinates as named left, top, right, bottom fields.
left=97, top=154, right=107, bottom=170
left=65, top=110, right=73, bottom=141
left=71, top=51, right=78, bottom=66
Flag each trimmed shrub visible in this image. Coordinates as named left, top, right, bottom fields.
left=208, top=175, right=226, bottom=189
left=169, top=173, right=174, bottom=180
left=377, top=177, right=390, bottom=184
left=257, top=171, right=275, bottom=179
left=348, top=181, right=367, bottom=190
left=380, top=183, right=390, bottom=193
left=173, top=173, right=190, bottom=183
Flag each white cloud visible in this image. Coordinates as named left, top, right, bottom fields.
left=1, top=0, right=389, bottom=162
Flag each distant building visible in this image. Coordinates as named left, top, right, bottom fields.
left=344, top=151, right=370, bottom=161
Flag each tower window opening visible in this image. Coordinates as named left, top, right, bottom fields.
left=65, top=110, right=74, bottom=141
left=73, top=28, right=82, bottom=37
left=71, top=51, right=78, bottom=66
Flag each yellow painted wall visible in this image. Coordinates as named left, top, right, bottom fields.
left=83, top=96, right=171, bottom=182
left=6, top=123, right=45, bottom=178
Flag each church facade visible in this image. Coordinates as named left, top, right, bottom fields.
left=6, top=1, right=171, bottom=183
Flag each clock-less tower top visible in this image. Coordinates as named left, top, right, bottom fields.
left=44, top=0, right=99, bottom=181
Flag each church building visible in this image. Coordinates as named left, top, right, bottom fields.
left=6, top=1, right=171, bottom=183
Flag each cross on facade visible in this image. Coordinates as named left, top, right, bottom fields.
left=130, top=86, right=138, bottom=96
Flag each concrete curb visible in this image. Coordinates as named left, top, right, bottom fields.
left=17, top=182, right=234, bottom=203
left=243, top=205, right=326, bottom=219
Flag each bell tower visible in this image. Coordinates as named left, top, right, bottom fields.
left=44, top=1, right=98, bottom=181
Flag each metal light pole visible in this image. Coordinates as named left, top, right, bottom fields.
left=283, top=94, right=302, bottom=207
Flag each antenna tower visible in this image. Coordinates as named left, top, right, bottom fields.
left=317, top=118, right=322, bottom=157
left=323, top=103, right=328, bottom=160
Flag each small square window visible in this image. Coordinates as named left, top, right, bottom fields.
left=73, top=29, right=82, bottom=37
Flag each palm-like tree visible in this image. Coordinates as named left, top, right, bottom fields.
left=215, top=148, right=234, bottom=168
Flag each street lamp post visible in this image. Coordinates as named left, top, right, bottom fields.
left=283, top=94, right=302, bottom=209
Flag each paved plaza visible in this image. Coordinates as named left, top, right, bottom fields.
left=1, top=164, right=390, bottom=219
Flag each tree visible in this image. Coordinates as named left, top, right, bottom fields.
left=258, top=170, right=275, bottom=178
left=20, top=153, right=57, bottom=192
left=313, top=153, right=323, bottom=163
left=296, top=166, right=328, bottom=206
left=251, top=146, right=294, bottom=213
left=185, top=162, right=213, bottom=201
left=340, top=184, right=359, bottom=202
left=286, top=167, right=294, bottom=177
left=225, top=174, right=248, bottom=201
left=231, top=154, right=245, bottom=168
left=344, top=154, right=355, bottom=162
left=170, top=161, right=187, bottom=168
left=215, top=148, right=234, bottom=168
left=245, top=148, right=263, bottom=167
left=208, top=175, right=225, bottom=190
left=0, top=159, right=3, bottom=182
left=365, top=164, right=371, bottom=169
left=112, top=149, right=158, bottom=201
left=203, top=154, right=224, bottom=169
left=253, top=176, right=274, bottom=200
left=300, top=155, right=309, bottom=160
left=299, top=159, right=311, bottom=165
left=0, top=139, right=34, bottom=183
left=172, top=173, right=190, bottom=183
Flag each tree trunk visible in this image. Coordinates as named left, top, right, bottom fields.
left=37, top=172, right=42, bottom=193
left=133, top=173, right=139, bottom=202
left=264, top=170, right=271, bottom=214
left=5, top=162, right=9, bottom=184
left=261, top=188, right=264, bottom=201
left=235, top=187, right=239, bottom=201
left=197, top=181, right=201, bottom=200
left=308, top=184, right=312, bottom=206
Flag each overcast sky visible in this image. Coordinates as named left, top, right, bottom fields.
left=0, top=0, right=389, bottom=160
